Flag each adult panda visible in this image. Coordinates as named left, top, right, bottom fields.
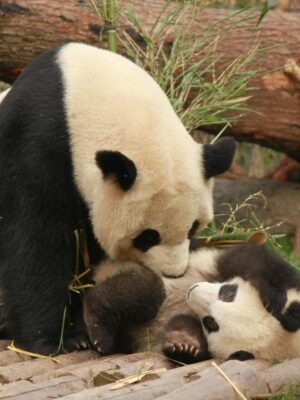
left=0, top=43, right=235, bottom=355
left=84, top=243, right=300, bottom=363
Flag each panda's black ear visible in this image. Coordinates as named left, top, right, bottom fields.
left=96, top=150, right=137, bottom=191
left=202, top=137, right=236, bottom=179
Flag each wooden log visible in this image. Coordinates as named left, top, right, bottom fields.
left=0, top=0, right=300, bottom=159
left=0, top=350, right=99, bottom=383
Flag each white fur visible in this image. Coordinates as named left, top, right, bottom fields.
left=187, top=277, right=300, bottom=361
left=57, top=43, right=214, bottom=277
left=188, top=248, right=219, bottom=280
left=0, top=88, right=10, bottom=103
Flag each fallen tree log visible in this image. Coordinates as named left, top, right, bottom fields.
left=0, top=0, right=300, bottom=159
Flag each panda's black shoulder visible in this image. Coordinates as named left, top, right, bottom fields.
left=216, top=243, right=300, bottom=290
left=0, top=45, right=65, bottom=120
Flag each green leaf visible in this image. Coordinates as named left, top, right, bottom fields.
left=257, top=1, right=269, bottom=26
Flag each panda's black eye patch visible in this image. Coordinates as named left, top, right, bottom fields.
left=133, top=229, right=161, bottom=252
left=219, top=283, right=238, bottom=302
left=188, top=220, right=200, bottom=240
left=203, top=316, right=219, bottom=333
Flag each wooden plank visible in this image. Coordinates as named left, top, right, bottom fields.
left=263, top=358, right=300, bottom=392
left=60, top=360, right=215, bottom=400
left=0, top=350, right=99, bottom=382
left=31, top=352, right=171, bottom=383
left=0, top=376, right=86, bottom=399
left=0, top=350, right=29, bottom=367
left=156, top=359, right=269, bottom=400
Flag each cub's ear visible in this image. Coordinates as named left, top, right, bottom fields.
left=96, top=150, right=137, bottom=191
left=203, top=137, right=236, bottom=179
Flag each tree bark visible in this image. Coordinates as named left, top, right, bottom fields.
left=0, top=0, right=300, bottom=160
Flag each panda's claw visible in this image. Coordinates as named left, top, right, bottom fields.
left=80, top=340, right=89, bottom=349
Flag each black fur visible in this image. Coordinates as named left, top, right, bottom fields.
left=162, top=314, right=210, bottom=364
left=228, top=350, right=255, bottom=361
left=83, top=264, right=166, bottom=354
left=133, top=229, right=161, bottom=252
left=217, top=243, right=300, bottom=330
left=203, top=137, right=236, bottom=179
left=188, top=220, right=199, bottom=240
left=219, top=283, right=238, bottom=302
left=96, top=150, right=137, bottom=191
left=202, top=316, right=219, bottom=333
left=277, top=301, right=300, bottom=332
left=0, top=46, right=105, bottom=354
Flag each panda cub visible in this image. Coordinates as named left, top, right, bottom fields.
left=84, top=243, right=300, bottom=363
left=0, top=42, right=235, bottom=354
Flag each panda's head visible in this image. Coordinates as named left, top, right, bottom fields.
left=59, top=43, right=235, bottom=277
left=91, top=138, right=234, bottom=277
left=187, top=277, right=300, bottom=361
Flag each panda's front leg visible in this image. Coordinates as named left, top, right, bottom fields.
left=1, top=232, right=89, bottom=355
left=83, top=265, right=166, bottom=355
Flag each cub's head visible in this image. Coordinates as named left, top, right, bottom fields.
left=93, top=138, right=235, bottom=277
left=187, top=277, right=300, bottom=361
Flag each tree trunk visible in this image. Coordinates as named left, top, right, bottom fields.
left=0, top=0, right=300, bottom=160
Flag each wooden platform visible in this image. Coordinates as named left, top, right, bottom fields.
left=0, top=340, right=299, bottom=399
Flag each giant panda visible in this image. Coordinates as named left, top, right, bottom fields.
left=84, top=243, right=300, bottom=363
left=0, top=42, right=235, bottom=355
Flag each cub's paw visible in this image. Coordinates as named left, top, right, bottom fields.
left=163, top=342, right=206, bottom=364
left=161, top=314, right=210, bottom=364
left=86, top=323, right=116, bottom=355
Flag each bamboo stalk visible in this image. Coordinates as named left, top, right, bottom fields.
left=107, top=0, right=117, bottom=52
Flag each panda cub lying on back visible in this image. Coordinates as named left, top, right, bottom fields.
left=84, top=243, right=300, bottom=363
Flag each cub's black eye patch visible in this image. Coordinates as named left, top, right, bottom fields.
left=188, top=220, right=200, bottom=240
left=203, top=316, right=219, bottom=333
left=279, top=301, right=300, bottom=332
left=133, top=229, right=161, bottom=252
left=219, top=283, right=238, bottom=302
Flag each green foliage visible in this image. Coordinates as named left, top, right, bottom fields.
left=119, top=1, right=262, bottom=132
left=267, top=384, right=300, bottom=400
left=199, top=192, right=300, bottom=268
left=88, top=0, right=262, bottom=132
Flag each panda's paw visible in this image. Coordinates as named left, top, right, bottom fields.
left=86, top=323, right=116, bottom=355
left=162, top=315, right=210, bottom=364
left=15, top=339, right=61, bottom=356
left=16, top=334, right=90, bottom=356
left=63, top=333, right=90, bottom=352
left=163, top=342, right=207, bottom=364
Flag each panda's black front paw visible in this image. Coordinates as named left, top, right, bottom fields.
left=15, top=339, right=60, bottom=356
left=63, top=333, right=90, bottom=352
left=15, top=333, right=90, bottom=356
left=163, top=342, right=207, bottom=364
left=86, top=322, right=116, bottom=355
